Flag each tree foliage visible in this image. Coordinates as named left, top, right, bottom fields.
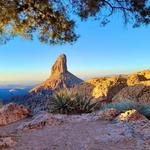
left=0, top=0, right=150, bottom=45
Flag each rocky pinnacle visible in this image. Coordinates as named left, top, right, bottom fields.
left=30, top=54, right=83, bottom=93
left=51, top=54, right=67, bottom=77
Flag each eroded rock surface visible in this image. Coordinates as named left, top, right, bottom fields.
left=0, top=103, right=30, bottom=126
left=0, top=111, right=149, bottom=150
left=117, top=109, right=147, bottom=122
left=73, top=70, right=150, bottom=105
left=73, top=76, right=127, bottom=102
left=0, top=137, right=16, bottom=149
left=18, top=112, right=56, bottom=131
left=96, top=108, right=120, bottom=121
left=112, top=85, right=150, bottom=104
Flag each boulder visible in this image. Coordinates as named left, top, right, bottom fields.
left=112, top=85, right=150, bottom=104
left=117, top=109, right=147, bottom=122
left=0, top=137, right=16, bottom=148
left=18, top=112, right=55, bottom=131
left=0, top=103, right=30, bottom=125
left=96, top=108, right=120, bottom=121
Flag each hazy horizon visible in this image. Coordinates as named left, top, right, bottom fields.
left=0, top=68, right=148, bottom=86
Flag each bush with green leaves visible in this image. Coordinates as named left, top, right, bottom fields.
left=102, top=99, right=150, bottom=119
left=48, top=90, right=98, bottom=114
left=102, top=100, right=136, bottom=112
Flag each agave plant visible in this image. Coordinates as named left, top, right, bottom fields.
left=49, top=91, right=73, bottom=114
left=48, top=90, right=98, bottom=114
left=72, top=94, right=98, bottom=114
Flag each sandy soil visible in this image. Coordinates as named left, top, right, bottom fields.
left=0, top=118, right=138, bottom=150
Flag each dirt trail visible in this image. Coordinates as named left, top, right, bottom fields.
left=0, top=119, right=138, bottom=150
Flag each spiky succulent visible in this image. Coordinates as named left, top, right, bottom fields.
left=49, top=90, right=98, bottom=114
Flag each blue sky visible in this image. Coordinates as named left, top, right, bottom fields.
left=0, top=16, right=150, bottom=85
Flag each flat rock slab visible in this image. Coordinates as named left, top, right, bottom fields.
left=0, top=118, right=149, bottom=150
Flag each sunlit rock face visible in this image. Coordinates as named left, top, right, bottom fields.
left=127, top=71, right=150, bottom=86
left=127, top=74, right=146, bottom=85
left=51, top=54, right=67, bottom=77
left=137, top=70, right=150, bottom=80
left=112, top=70, right=150, bottom=104
left=72, top=70, right=150, bottom=104
left=72, top=76, right=127, bottom=102
left=90, top=76, right=127, bottom=100
left=117, top=109, right=147, bottom=122
left=30, top=54, right=83, bottom=93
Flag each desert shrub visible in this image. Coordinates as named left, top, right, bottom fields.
left=102, top=99, right=150, bottom=119
left=48, top=90, right=98, bottom=114
left=48, top=91, right=73, bottom=114
left=137, top=104, right=150, bottom=119
left=102, top=100, right=136, bottom=112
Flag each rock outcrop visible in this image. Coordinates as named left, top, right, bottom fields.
left=112, top=85, right=150, bottom=104
left=127, top=70, right=150, bottom=86
left=72, top=76, right=127, bottom=102
left=0, top=103, right=30, bottom=125
left=127, top=74, right=146, bottom=85
left=23, top=93, right=53, bottom=114
left=18, top=112, right=56, bottom=131
left=0, top=137, right=16, bottom=148
left=30, top=54, right=83, bottom=93
left=117, top=109, right=147, bottom=122
left=96, top=108, right=120, bottom=121
left=72, top=70, right=150, bottom=104
left=137, top=70, right=150, bottom=80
